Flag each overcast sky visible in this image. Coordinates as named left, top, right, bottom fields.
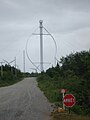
left=0, top=0, right=90, bottom=72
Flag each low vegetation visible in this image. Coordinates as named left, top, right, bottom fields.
left=0, top=64, right=23, bottom=87
left=37, top=50, right=90, bottom=117
left=51, top=112, right=90, bottom=120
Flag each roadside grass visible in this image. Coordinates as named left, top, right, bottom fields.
left=37, top=74, right=61, bottom=103
left=0, top=78, right=23, bottom=87
left=37, top=74, right=90, bottom=120
left=0, top=72, right=24, bottom=87
left=51, top=112, right=90, bottom=120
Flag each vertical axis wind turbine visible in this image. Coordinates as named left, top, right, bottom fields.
left=26, top=20, right=57, bottom=72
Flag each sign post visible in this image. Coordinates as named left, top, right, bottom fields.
left=61, top=89, right=67, bottom=110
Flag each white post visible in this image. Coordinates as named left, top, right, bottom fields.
left=63, top=93, right=65, bottom=110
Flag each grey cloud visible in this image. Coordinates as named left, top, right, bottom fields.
left=44, top=11, right=90, bottom=34
left=0, top=0, right=90, bottom=72
left=43, top=0, right=90, bottom=12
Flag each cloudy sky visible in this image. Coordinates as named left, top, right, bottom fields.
left=0, top=0, right=90, bottom=72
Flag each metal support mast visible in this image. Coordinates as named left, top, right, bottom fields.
left=39, top=20, right=43, bottom=72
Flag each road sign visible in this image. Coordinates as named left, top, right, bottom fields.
left=63, top=94, right=75, bottom=107
left=61, top=89, right=67, bottom=93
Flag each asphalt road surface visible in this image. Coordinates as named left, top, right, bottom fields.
left=0, top=77, right=51, bottom=120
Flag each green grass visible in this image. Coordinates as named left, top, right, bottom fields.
left=37, top=74, right=90, bottom=118
left=37, top=75, right=61, bottom=103
left=0, top=71, right=24, bottom=87
left=0, top=78, right=23, bottom=87
left=51, top=112, right=90, bottom=120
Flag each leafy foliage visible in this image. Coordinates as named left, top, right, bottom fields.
left=0, top=64, right=23, bottom=87
left=37, top=50, right=90, bottom=115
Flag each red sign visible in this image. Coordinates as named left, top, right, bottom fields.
left=61, top=89, right=67, bottom=93
left=63, top=94, right=75, bottom=107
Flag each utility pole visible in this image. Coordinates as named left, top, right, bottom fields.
left=23, top=50, right=25, bottom=73
left=39, top=20, right=43, bottom=72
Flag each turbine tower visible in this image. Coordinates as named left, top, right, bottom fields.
left=39, top=20, right=43, bottom=72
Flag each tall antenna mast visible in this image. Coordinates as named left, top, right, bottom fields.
left=39, top=20, right=43, bottom=72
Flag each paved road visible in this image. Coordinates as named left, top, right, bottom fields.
left=0, top=77, right=51, bottom=120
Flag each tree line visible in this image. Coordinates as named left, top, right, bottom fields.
left=37, top=50, right=90, bottom=115
left=0, top=64, right=23, bottom=87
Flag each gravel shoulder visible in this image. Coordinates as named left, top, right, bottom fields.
left=0, top=77, right=51, bottom=120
